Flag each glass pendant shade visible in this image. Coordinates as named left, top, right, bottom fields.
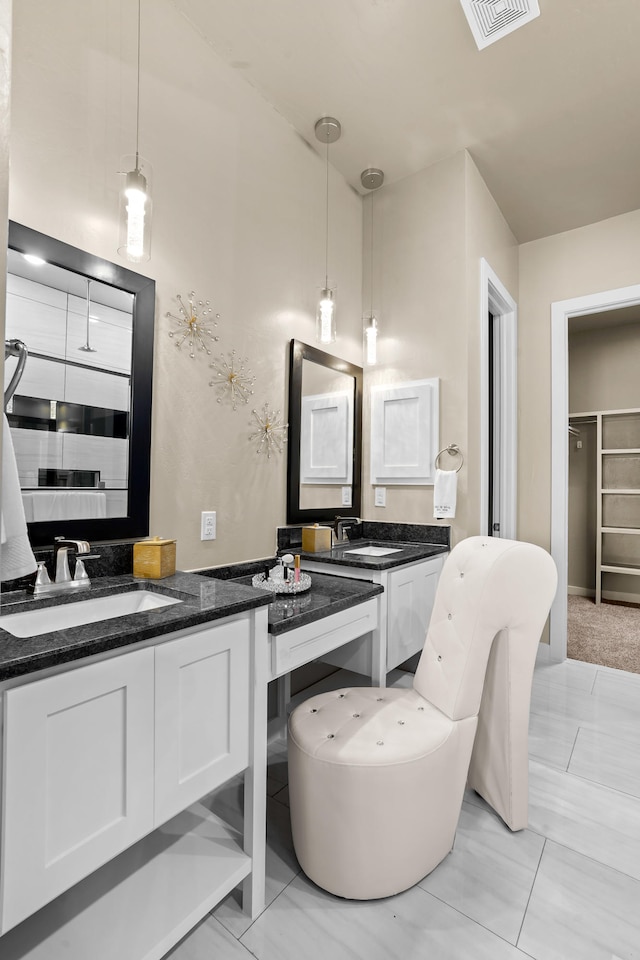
left=360, top=167, right=384, bottom=366
left=364, top=314, right=378, bottom=365
left=314, top=117, right=341, bottom=345
left=317, top=286, right=336, bottom=344
left=118, top=155, right=152, bottom=263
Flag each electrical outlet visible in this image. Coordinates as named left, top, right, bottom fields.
left=201, top=511, right=216, bottom=541
left=341, top=486, right=352, bottom=507
left=374, top=487, right=386, bottom=507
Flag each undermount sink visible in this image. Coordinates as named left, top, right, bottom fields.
left=0, top=590, right=183, bottom=638
left=343, top=545, right=403, bottom=557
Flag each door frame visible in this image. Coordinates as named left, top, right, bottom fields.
left=480, top=258, right=518, bottom=539
left=550, top=282, right=640, bottom=661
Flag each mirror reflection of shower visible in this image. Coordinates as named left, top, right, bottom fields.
left=78, top=278, right=97, bottom=353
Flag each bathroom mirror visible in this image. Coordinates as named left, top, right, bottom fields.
left=287, top=339, right=362, bottom=524
left=5, top=221, right=155, bottom=548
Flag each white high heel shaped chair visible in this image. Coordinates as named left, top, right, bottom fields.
left=287, top=536, right=557, bottom=900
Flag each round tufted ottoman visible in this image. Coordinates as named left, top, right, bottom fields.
left=287, top=685, right=477, bottom=900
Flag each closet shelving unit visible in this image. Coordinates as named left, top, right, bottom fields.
left=572, top=407, right=640, bottom=604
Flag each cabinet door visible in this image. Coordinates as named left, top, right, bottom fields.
left=153, top=618, right=250, bottom=826
left=387, top=557, right=444, bottom=670
left=1, top=647, right=155, bottom=933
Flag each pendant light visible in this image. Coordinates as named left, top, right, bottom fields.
left=315, top=117, right=341, bottom=344
left=78, top=279, right=97, bottom=353
left=118, top=0, right=152, bottom=263
left=360, top=168, right=384, bottom=365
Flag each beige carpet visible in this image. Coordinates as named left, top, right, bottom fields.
left=567, top=594, right=640, bottom=674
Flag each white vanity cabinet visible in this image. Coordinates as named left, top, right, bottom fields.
left=302, top=552, right=446, bottom=680
left=385, top=557, right=442, bottom=669
left=0, top=609, right=268, bottom=960
left=2, top=647, right=156, bottom=932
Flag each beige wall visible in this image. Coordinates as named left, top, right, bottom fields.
left=12, top=0, right=640, bottom=577
left=570, top=323, right=640, bottom=413
left=464, top=153, right=519, bottom=535
left=8, top=0, right=363, bottom=569
left=360, top=151, right=518, bottom=546
left=567, top=420, right=597, bottom=592
left=518, top=209, right=640, bottom=551
left=360, top=152, right=466, bottom=534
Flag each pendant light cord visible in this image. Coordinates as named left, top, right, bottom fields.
left=86, top=279, right=91, bottom=345
left=135, top=0, right=141, bottom=167
left=324, top=140, right=330, bottom=288
left=370, top=192, right=374, bottom=317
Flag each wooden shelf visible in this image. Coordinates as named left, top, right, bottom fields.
left=0, top=801, right=250, bottom=960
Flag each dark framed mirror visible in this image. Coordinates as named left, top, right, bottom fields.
left=287, top=339, right=362, bottom=524
left=5, top=221, right=155, bottom=548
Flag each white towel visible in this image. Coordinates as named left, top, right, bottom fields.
left=433, top=468, right=457, bottom=520
left=1, top=414, right=37, bottom=581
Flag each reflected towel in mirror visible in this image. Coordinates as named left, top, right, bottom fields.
left=1, top=414, right=37, bottom=580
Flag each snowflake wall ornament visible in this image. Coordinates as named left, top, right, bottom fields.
left=209, top=350, right=256, bottom=410
left=166, top=291, right=220, bottom=357
left=249, top=403, right=288, bottom=459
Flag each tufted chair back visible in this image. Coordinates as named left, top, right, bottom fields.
left=413, top=536, right=557, bottom=722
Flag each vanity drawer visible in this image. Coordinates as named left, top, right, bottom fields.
left=270, top=598, right=378, bottom=680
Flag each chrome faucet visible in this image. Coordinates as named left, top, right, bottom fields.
left=54, top=538, right=92, bottom=583
left=29, top=537, right=100, bottom=597
left=334, top=516, right=361, bottom=543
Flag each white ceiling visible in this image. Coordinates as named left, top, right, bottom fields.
left=171, top=0, right=640, bottom=243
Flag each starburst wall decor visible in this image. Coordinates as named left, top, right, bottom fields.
left=166, top=291, right=220, bottom=357
left=209, top=350, right=256, bottom=410
left=249, top=403, right=288, bottom=459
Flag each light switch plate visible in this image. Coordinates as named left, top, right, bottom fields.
left=374, top=487, right=386, bottom=507
left=341, top=486, right=352, bottom=507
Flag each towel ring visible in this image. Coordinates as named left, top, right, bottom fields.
left=435, top=444, right=464, bottom=473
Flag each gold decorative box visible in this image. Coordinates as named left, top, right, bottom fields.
left=301, top=524, right=333, bottom=553
left=133, top=536, right=177, bottom=580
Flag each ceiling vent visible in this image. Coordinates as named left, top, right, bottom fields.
left=459, top=0, right=540, bottom=50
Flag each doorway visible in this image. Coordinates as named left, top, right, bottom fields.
left=550, top=282, right=640, bottom=661
left=480, top=259, right=517, bottom=539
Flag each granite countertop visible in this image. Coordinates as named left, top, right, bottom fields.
left=276, top=521, right=450, bottom=570
left=296, top=539, right=449, bottom=570
left=195, top=561, right=384, bottom=634
left=0, top=572, right=271, bottom=682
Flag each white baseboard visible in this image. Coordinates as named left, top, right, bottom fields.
left=602, top=588, right=640, bottom=605
left=568, top=585, right=640, bottom=605
left=568, top=585, right=594, bottom=598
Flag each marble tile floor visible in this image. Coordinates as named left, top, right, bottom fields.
left=165, top=655, right=640, bottom=960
